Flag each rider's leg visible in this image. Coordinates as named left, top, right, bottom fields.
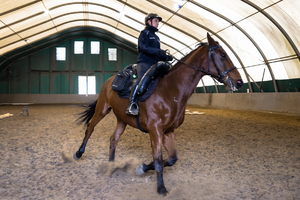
left=126, top=62, right=151, bottom=115
left=126, top=62, right=170, bottom=115
left=137, top=63, right=161, bottom=95
left=126, top=84, right=139, bottom=115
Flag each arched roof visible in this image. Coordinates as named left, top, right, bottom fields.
left=1, top=0, right=299, bottom=91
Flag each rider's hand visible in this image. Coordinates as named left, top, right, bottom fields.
left=167, top=55, right=173, bottom=61
left=159, top=50, right=167, bottom=56
left=159, top=50, right=173, bottom=61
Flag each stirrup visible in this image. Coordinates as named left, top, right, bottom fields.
left=126, top=102, right=139, bottom=115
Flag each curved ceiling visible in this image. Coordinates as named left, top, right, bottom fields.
left=1, top=0, right=299, bottom=91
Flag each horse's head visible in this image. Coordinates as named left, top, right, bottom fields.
left=206, top=33, right=243, bottom=91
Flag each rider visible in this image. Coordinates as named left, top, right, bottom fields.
left=126, top=13, right=173, bottom=115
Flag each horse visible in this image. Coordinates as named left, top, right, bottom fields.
left=74, top=33, right=243, bottom=195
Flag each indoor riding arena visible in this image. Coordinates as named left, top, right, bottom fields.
left=1, top=1, right=300, bottom=200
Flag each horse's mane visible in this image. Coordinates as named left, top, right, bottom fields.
left=182, top=42, right=207, bottom=60
left=169, top=42, right=208, bottom=71
left=195, top=42, right=208, bottom=48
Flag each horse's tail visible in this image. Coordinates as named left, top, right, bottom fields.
left=77, top=100, right=97, bottom=126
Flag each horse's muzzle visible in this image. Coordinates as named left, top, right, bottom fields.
left=225, top=77, right=243, bottom=91
left=236, top=79, right=243, bottom=89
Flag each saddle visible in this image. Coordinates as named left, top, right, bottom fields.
left=111, top=64, right=137, bottom=95
left=111, top=62, right=170, bottom=102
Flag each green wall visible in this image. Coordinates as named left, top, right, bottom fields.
left=1, top=37, right=137, bottom=94
left=195, top=78, right=300, bottom=93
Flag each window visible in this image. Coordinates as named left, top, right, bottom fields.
left=74, top=41, right=84, bottom=54
left=108, top=48, right=117, bottom=61
left=91, top=41, right=100, bottom=54
left=78, top=76, right=96, bottom=95
left=56, top=47, right=66, bottom=61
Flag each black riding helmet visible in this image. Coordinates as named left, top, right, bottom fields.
left=145, top=13, right=162, bottom=25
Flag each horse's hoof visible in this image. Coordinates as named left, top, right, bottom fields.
left=73, top=151, right=82, bottom=160
left=158, top=186, right=168, bottom=196
left=136, top=164, right=145, bottom=175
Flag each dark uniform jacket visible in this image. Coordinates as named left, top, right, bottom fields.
left=137, top=25, right=168, bottom=64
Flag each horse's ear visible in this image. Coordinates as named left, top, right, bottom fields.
left=207, top=32, right=217, bottom=47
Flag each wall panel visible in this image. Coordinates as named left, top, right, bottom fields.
left=88, top=38, right=102, bottom=71
left=52, top=41, right=70, bottom=71
left=30, top=73, right=39, bottom=94
left=0, top=70, right=8, bottom=93
left=40, top=73, right=50, bottom=94
left=31, top=49, right=50, bottom=71
left=1, top=36, right=138, bottom=96
left=103, top=42, right=119, bottom=72
left=10, top=58, right=29, bottom=94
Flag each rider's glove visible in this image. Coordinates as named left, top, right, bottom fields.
left=159, top=50, right=167, bottom=56
left=166, top=55, right=173, bottom=61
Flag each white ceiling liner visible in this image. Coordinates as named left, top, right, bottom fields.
left=0, top=0, right=299, bottom=89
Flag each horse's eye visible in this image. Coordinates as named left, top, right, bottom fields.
left=221, top=54, right=226, bottom=58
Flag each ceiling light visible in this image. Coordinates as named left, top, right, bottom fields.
left=174, top=0, right=186, bottom=10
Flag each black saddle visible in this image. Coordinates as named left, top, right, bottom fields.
left=111, top=62, right=170, bottom=102
left=111, top=64, right=137, bottom=93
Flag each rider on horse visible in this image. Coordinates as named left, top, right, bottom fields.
left=126, top=13, right=173, bottom=115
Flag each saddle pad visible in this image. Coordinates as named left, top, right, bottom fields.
left=116, top=79, right=159, bottom=102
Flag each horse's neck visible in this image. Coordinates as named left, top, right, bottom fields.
left=166, top=55, right=205, bottom=98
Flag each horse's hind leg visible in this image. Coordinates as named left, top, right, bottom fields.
left=136, top=131, right=178, bottom=174
left=74, top=105, right=111, bottom=160
left=109, top=117, right=127, bottom=161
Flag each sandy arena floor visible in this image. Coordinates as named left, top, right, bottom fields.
left=0, top=104, right=299, bottom=200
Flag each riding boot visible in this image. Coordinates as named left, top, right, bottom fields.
left=126, top=84, right=139, bottom=115
left=137, top=62, right=170, bottom=95
left=137, top=66, right=157, bottom=95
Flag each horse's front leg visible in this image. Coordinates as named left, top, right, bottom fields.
left=109, top=117, right=127, bottom=161
left=136, top=131, right=178, bottom=173
left=149, top=129, right=167, bottom=195
left=162, top=131, right=178, bottom=166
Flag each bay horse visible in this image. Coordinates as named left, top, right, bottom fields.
left=74, top=33, right=243, bottom=195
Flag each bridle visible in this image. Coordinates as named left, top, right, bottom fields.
left=208, top=45, right=237, bottom=83
left=171, top=45, right=236, bottom=83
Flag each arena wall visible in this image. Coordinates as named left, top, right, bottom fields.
left=0, top=94, right=98, bottom=105
left=188, top=93, right=300, bottom=115
left=1, top=93, right=299, bottom=115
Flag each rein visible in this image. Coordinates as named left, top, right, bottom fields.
left=171, top=45, right=236, bottom=83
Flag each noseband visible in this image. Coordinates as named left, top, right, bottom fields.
left=173, top=45, right=236, bottom=83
